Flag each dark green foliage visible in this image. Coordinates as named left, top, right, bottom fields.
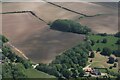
left=2, top=63, right=13, bottom=78
left=61, top=69, right=72, bottom=79
left=71, top=69, right=79, bottom=78
left=12, top=65, right=27, bottom=79
left=97, top=33, right=107, bottom=36
left=15, top=56, right=24, bottom=63
left=109, top=66, right=113, bottom=69
left=50, top=19, right=91, bottom=34
left=96, top=48, right=101, bottom=52
left=22, top=60, right=32, bottom=69
left=101, top=47, right=112, bottom=56
left=116, top=39, right=120, bottom=45
left=0, top=35, right=9, bottom=44
left=96, top=40, right=100, bottom=43
left=2, top=42, right=32, bottom=78
left=117, top=72, right=120, bottom=80
left=115, top=59, right=118, bottom=62
left=90, top=40, right=95, bottom=46
left=2, top=63, right=26, bottom=78
left=114, top=32, right=120, bottom=38
left=113, top=63, right=117, bottom=67
left=112, top=50, right=120, bottom=57
left=89, top=51, right=95, bottom=58
left=107, top=56, right=115, bottom=64
left=36, top=64, right=60, bottom=77
left=78, top=66, right=85, bottom=77
left=102, top=38, right=107, bottom=43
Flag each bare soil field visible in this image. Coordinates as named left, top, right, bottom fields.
left=3, top=13, right=84, bottom=63
left=79, top=14, right=118, bottom=34
left=53, top=2, right=117, bottom=15
left=52, top=2, right=118, bottom=34
left=2, top=2, right=118, bottom=34
left=0, top=14, right=1, bottom=34
left=2, top=2, right=80, bottom=22
left=2, top=13, right=47, bottom=43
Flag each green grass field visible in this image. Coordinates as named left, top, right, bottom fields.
left=88, top=34, right=119, bottom=51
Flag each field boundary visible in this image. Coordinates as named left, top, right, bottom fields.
left=1, top=11, right=48, bottom=24
left=46, top=1, right=103, bottom=17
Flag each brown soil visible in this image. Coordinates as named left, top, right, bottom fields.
left=3, top=13, right=84, bottom=63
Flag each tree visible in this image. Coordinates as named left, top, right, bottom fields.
left=2, top=63, right=26, bottom=78
left=62, top=69, right=72, bottom=79
left=102, top=38, right=107, bottom=43
left=15, top=56, right=24, bottom=63
left=89, top=51, right=95, bottom=58
left=114, top=32, right=120, bottom=38
left=109, top=66, right=113, bottom=69
left=101, top=47, right=112, bottom=56
left=116, top=39, right=120, bottom=45
left=112, top=50, right=120, bottom=57
left=96, top=48, right=101, bottom=52
left=90, top=40, right=95, bottom=46
left=1, top=35, right=9, bottom=43
left=22, top=60, right=32, bottom=69
left=107, top=56, right=115, bottom=64
left=55, top=64, right=62, bottom=72
left=98, top=33, right=107, bottom=36
left=96, top=40, right=100, bottom=43
left=77, top=66, right=85, bottom=77
left=113, top=63, right=117, bottom=67
left=71, top=69, right=79, bottom=78
left=115, top=59, right=118, bottom=62
left=12, top=65, right=26, bottom=79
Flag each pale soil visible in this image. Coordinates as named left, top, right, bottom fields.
left=2, top=2, right=80, bottom=22
left=79, top=14, right=118, bottom=34
left=2, top=13, right=47, bottom=43
left=53, top=2, right=118, bottom=34
left=2, top=2, right=118, bottom=33
left=53, top=2, right=117, bottom=15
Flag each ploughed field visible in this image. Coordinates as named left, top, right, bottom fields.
left=2, top=2, right=118, bottom=63
left=2, top=2, right=80, bottom=23
left=3, top=2, right=118, bottom=34
left=53, top=2, right=118, bottom=34
left=2, top=13, right=84, bottom=63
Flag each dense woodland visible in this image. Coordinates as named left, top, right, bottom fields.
left=36, top=42, right=91, bottom=79
left=50, top=19, right=91, bottom=34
